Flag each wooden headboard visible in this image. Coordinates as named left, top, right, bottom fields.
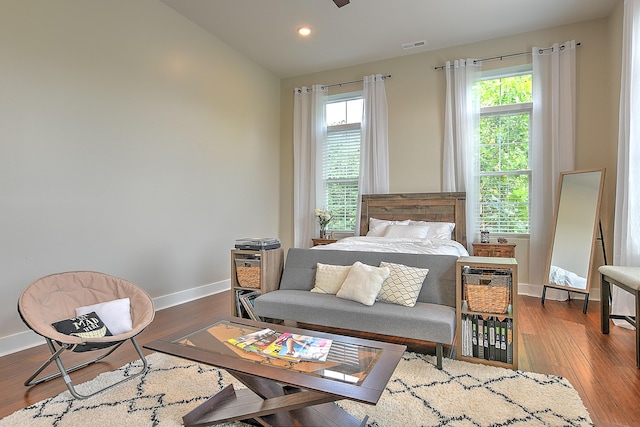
left=359, top=192, right=467, bottom=248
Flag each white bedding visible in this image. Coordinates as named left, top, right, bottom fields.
left=313, top=236, right=469, bottom=257
left=548, top=265, right=587, bottom=290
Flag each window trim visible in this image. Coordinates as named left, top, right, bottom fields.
left=481, top=102, right=532, bottom=116
left=327, top=91, right=362, bottom=103
left=479, top=64, right=532, bottom=80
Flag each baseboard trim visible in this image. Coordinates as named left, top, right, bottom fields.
left=0, top=280, right=231, bottom=357
left=152, top=279, right=230, bottom=311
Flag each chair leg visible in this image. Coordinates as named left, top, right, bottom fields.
left=583, top=293, right=589, bottom=314
left=65, top=338, right=148, bottom=399
left=26, top=337, right=149, bottom=399
left=24, top=340, right=73, bottom=387
left=436, top=342, right=443, bottom=370
left=600, top=274, right=611, bottom=334
left=25, top=339, right=124, bottom=387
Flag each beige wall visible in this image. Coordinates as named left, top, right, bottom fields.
left=0, top=0, right=280, bottom=352
left=280, top=16, right=621, bottom=293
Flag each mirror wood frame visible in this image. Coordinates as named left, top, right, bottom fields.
left=541, top=168, right=606, bottom=313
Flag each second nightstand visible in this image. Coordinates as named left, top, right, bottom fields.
left=472, top=243, right=516, bottom=258
left=311, top=238, right=337, bottom=247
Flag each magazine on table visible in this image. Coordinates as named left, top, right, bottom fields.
left=226, top=328, right=279, bottom=353
left=274, top=333, right=333, bottom=362
left=227, top=329, right=333, bottom=362
left=260, top=333, right=300, bottom=361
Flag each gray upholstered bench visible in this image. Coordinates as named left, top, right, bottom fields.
left=599, top=265, right=640, bottom=368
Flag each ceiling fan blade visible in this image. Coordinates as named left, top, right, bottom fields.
left=333, top=0, right=350, bottom=7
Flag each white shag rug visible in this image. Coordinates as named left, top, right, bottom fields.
left=1, top=352, right=593, bottom=427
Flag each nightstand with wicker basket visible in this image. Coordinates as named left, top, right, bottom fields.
left=455, top=256, right=518, bottom=369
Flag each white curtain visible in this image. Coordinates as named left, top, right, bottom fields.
left=357, top=74, right=389, bottom=234
left=529, top=41, right=577, bottom=288
left=442, top=59, right=481, bottom=251
left=293, top=85, right=327, bottom=248
left=612, top=0, right=640, bottom=326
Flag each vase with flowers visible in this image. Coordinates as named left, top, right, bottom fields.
left=314, top=208, right=332, bottom=239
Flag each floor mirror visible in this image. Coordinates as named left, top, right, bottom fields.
left=541, top=168, right=606, bottom=313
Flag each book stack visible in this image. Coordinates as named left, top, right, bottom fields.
left=460, top=314, right=513, bottom=364
left=227, top=328, right=333, bottom=362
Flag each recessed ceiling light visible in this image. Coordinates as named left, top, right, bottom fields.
left=297, top=26, right=311, bottom=37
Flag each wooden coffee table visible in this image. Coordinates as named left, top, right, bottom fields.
left=145, top=317, right=406, bottom=426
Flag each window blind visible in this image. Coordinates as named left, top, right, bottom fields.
left=323, top=125, right=360, bottom=231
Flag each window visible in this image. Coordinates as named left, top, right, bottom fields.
left=474, top=71, right=532, bottom=234
left=321, top=94, right=363, bottom=232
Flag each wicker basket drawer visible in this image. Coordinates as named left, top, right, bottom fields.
left=462, top=267, right=511, bottom=314
left=235, top=258, right=261, bottom=288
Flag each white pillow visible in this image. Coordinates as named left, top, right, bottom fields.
left=366, top=218, right=410, bottom=237
left=311, top=263, right=351, bottom=294
left=336, top=262, right=390, bottom=306
left=427, top=222, right=455, bottom=239
left=75, top=297, right=132, bottom=335
left=378, top=262, right=429, bottom=307
left=383, top=224, right=430, bottom=239
left=407, top=221, right=456, bottom=239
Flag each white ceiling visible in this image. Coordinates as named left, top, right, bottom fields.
left=160, top=0, right=619, bottom=78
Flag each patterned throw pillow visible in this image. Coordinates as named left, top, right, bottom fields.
left=311, top=263, right=351, bottom=294
left=377, top=262, right=429, bottom=307
left=51, top=312, right=114, bottom=352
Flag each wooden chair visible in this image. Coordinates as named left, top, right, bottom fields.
left=599, top=265, right=640, bottom=368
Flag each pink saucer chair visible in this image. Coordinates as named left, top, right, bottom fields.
left=18, top=271, right=155, bottom=399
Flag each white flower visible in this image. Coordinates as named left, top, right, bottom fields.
left=314, top=208, right=332, bottom=227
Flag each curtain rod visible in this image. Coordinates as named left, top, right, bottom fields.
left=294, top=75, right=392, bottom=93
left=324, top=74, right=391, bottom=89
left=433, top=42, right=581, bottom=70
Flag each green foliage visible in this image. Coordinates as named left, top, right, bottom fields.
left=326, top=181, right=358, bottom=231
left=475, top=75, right=532, bottom=107
left=479, top=114, right=529, bottom=172
left=479, top=174, right=530, bottom=233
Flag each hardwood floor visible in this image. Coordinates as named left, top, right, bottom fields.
left=1, top=292, right=638, bottom=426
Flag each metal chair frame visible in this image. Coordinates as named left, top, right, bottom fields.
left=24, top=335, right=148, bottom=399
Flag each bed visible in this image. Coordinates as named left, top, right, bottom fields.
left=315, top=192, right=469, bottom=256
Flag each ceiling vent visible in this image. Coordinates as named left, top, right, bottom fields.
left=401, top=40, right=427, bottom=50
